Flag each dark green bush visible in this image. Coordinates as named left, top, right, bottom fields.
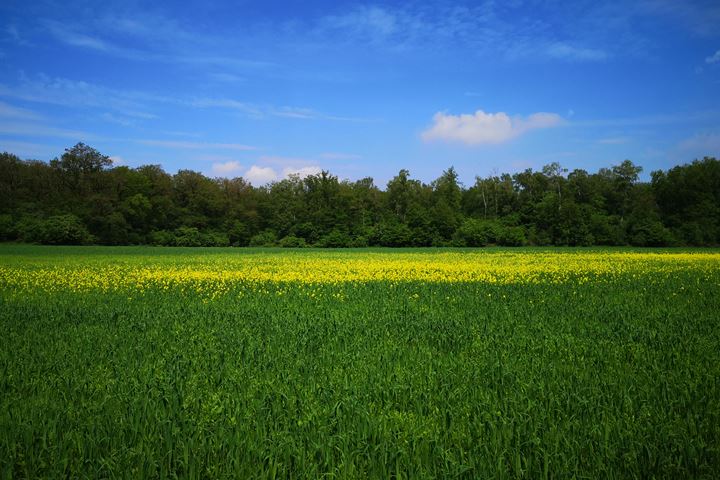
left=278, top=235, right=307, bottom=248
left=249, top=230, right=277, bottom=247
left=37, top=214, right=94, bottom=245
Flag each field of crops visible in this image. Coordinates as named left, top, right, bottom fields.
left=1, top=245, right=719, bottom=478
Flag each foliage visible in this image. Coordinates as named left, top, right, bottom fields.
left=248, top=230, right=277, bottom=247
left=1, top=145, right=719, bottom=246
left=454, top=218, right=499, bottom=246
left=316, top=229, right=352, bottom=248
left=278, top=235, right=307, bottom=248
left=32, top=214, right=95, bottom=245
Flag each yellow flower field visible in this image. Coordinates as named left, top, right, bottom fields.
left=2, top=249, right=719, bottom=295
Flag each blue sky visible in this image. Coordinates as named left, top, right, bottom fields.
left=0, top=0, right=719, bottom=186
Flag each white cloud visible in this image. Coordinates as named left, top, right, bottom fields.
left=282, top=166, right=322, bottom=178
left=242, top=161, right=323, bottom=184
left=706, top=50, right=720, bottom=64
left=244, top=165, right=278, bottom=185
left=211, top=160, right=243, bottom=176
left=138, top=140, right=257, bottom=151
left=109, top=155, right=126, bottom=166
left=421, top=109, right=562, bottom=146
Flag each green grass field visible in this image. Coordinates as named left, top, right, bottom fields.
left=1, top=245, right=719, bottom=478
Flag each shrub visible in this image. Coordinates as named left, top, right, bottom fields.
left=38, top=214, right=94, bottom=245
left=628, top=219, right=673, bottom=247
left=371, top=222, right=413, bottom=247
left=454, top=219, right=498, bottom=247
left=349, top=236, right=369, bottom=248
left=148, top=230, right=175, bottom=246
left=249, top=230, right=277, bottom=247
left=278, top=235, right=307, bottom=248
left=226, top=221, right=250, bottom=247
left=205, top=231, right=230, bottom=247
left=0, top=214, right=15, bottom=241
left=496, top=225, right=527, bottom=247
left=317, top=229, right=352, bottom=248
left=174, top=226, right=204, bottom=247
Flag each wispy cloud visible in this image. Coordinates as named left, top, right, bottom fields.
left=256, top=155, right=315, bottom=167
left=191, top=97, right=372, bottom=122
left=636, top=0, right=720, bottom=37
left=42, top=19, right=147, bottom=59
left=544, top=43, right=608, bottom=62
left=707, top=50, right=720, bottom=64
left=0, top=140, right=60, bottom=158
left=163, top=130, right=204, bottom=138
left=40, top=15, right=276, bottom=71
left=597, top=136, right=631, bottom=145
left=0, top=74, right=163, bottom=120
left=677, top=132, right=720, bottom=156
left=271, top=106, right=372, bottom=122
left=0, top=121, right=97, bottom=140
left=272, top=107, right=319, bottom=119
left=311, top=1, right=720, bottom=64
left=0, top=73, right=363, bottom=128
left=320, top=5, right=405, bottom=42
left=190, top=98, right=263, bottom=117
left=4, top=24, right=31, bottom=46
left=0, top=101, right=42, bottom=120
left=101, top=113, right=135, bottom=127
left=574, top=110, right=720, bottom=128
left=422, top=109, right=563, bottom=146
left=319, top=152, right=362, bottom=160
left=208, top=72, right=245, bottom=83
left=314, top=4, right=612, bottom=62
left=49, top=30, right=109, bottom=51
left=138, top=140, right=258, bottom=151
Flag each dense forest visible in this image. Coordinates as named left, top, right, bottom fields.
left=1, top=143, right=718, bottom=247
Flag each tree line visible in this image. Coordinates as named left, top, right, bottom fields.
left=1, top=143, right=718, bottom=247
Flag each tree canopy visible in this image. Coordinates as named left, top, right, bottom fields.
left=1, top=143, right=718, bottom=247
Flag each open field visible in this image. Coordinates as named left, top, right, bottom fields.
left=1, top=245, right=720, bottom=478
